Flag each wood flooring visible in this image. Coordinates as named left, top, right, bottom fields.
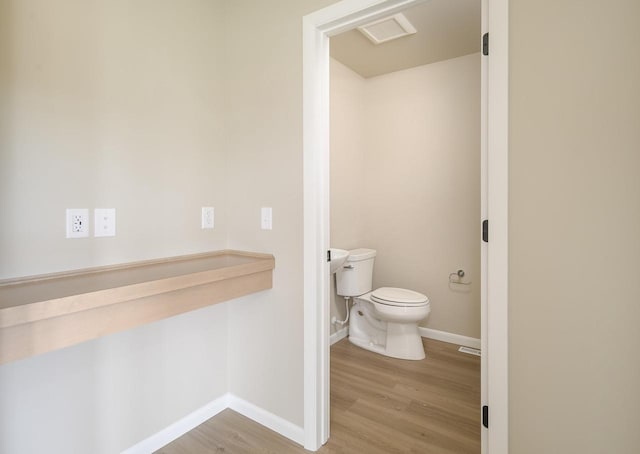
left=156, top=337, right=481, bottom=454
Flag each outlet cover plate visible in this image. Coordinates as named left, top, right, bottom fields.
left=261, top=207, right=272, bottom=230
left=94, top=208, right=116, bottom=237
left=201, top=207, right=214, bottom=229
left=66, top=209, right=89, bottom=238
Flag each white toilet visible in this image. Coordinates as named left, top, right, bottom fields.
left=337, top=248, right=430, bottom=360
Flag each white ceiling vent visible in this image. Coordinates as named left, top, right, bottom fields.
left=357, top=13, right=417, bottom=45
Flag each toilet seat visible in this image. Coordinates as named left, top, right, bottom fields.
left=370, top=287, right=429, bottom=307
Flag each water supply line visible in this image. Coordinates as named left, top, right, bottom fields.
left=331, top=296, right=351, bottom=326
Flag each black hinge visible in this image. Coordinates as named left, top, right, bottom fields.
left=482, top=33, right=489, bottom=56
left=482, top=405, right=489, bottom=428
left=482, top=220, right=489, bottom=243
left=327, top=250, right=331, bottom=262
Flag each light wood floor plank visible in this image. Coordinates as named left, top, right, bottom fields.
left=156, top=337, right=480, bottom=453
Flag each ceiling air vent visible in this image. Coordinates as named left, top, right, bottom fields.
left=357, top=13, right=417, bottom=45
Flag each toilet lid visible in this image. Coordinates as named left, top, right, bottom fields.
left=370, top=287, right=429, bottom=306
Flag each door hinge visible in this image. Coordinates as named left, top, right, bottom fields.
left=482, top=33, right=489, bottom=56
left=482, top=219, right=489, bottom=243
left=482, top=405, right=489, bottom=428
left=327, top=249, right=331, bottom=262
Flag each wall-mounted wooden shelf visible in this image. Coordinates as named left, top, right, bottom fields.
left=0, top=250, right=275, bottom=365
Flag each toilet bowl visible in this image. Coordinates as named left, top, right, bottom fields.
left=336, top=249, right=431, bottom=360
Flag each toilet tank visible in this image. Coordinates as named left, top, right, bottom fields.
left=336, top=248, right=376, bottom=297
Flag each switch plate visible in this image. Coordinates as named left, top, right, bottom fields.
left=94, top=208, right=116, bottom=237
left=66, top=209, right=89, bottom=238
left=261, top=207, right=272, bottom=230
left=202, top=207, right=214, bottom=229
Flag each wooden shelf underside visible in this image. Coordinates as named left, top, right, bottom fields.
left=0, top=250, right=275, bottom=365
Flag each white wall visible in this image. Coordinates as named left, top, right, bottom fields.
left=0, top=1, right=229, bottom=452
left=330, top=54, right=481, bottom=338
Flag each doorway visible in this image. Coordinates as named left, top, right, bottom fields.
left=302, top=0, right=508, bottom=452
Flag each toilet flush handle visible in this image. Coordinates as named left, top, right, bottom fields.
left=343, top=264, right=354, bottom=269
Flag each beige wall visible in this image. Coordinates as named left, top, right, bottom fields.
left=330, top=54, right=481, bottom=338
left=509, top=0, right=640, bottom=452
left=222, top=0, right=335, bottom=427
left=329, top=59, right=367, bottom=331
left=2, top=0, right=639, bottom=452
left=0, top=304, right=228, bottom=454
left=0, top=1, right=229, bottom=452
left=0, top=0, right=229, bottom=278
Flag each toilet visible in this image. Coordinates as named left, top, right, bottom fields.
left=336, top=248, right=430, bottom=360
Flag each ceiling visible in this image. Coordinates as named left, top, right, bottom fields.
left=330, top=0, right=481, bottom=78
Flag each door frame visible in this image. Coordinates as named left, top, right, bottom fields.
left=302, top=0, right=509, bottom=451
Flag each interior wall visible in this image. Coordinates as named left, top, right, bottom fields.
left=222, top=0, right=335, bottom=428
left=0, top=0, right=229, bottom=278
left=509, top=0, right=640, bottom=452
left=0, top=1, right=229, bottom=452
left=329, top=59, right=367, bottom=333
left=0, top=304, right=228, bottom=454
left=330, top=53, right=481, bottom=338
left=364, top=53, right=480, bottom=338
left=5, top=1, right=638, bottom=453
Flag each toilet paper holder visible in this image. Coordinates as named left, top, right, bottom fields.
left=449, top=269, right=471, bottom=285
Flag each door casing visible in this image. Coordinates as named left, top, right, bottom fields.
left=302, top=0, right=509, bottom=452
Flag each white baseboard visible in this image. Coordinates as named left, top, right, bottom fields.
left=123, top=328, right=477, bottom=453
left=329, top=326, right=348, bottom=345
left=228, top=394, right=305, bottom=446
left=122, top=393, right=229, bottom=454
left=328, top=325, right=479, bottom=350
left=419, top=327, right=481, bottom=350
left=122, top=393, right=304, bottom=453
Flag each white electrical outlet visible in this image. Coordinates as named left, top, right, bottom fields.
left=66, top=209, right=89, bottom=238
left=94, top=208, right=116, bottom=237
left=201, top=207, right=214, bottom=229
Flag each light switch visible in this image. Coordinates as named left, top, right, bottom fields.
left=202, top=207, right=214, bottom=229
left=94, top=208, right=116, bottom=237
left=261, top=207, right=272, bottom=230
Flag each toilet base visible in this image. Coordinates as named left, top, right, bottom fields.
left=348, top=300, right=426, bottom=361
left=349, top=330, right=425, bottom=360
left=386, top=321, right=426, bottom=360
